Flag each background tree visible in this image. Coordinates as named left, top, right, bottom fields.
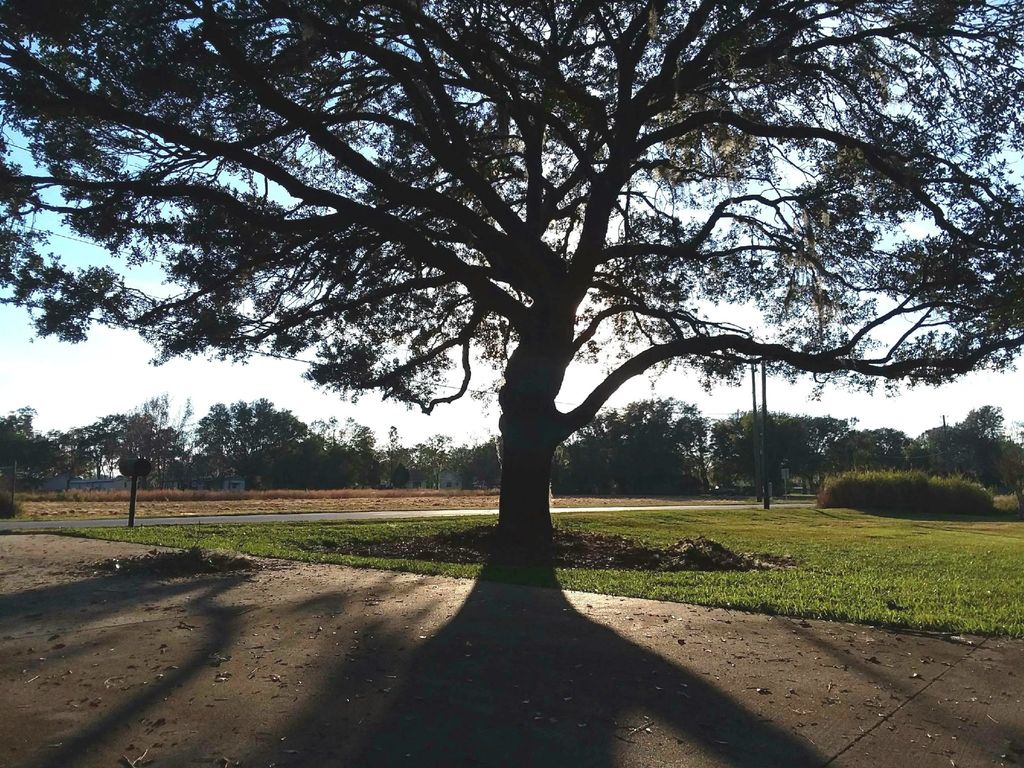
left=3, top=1, right=1024, bottom=553
left=44, top=427, right=91, bottom=486
left=952, top=406, right=1005, bottom=486
left=0, top=407, right=58, bottom=484
left=195, top=399, right=308, bottom=488
left=340, top=419, right=381, bottom=487
left=709, top=414, right=755, bottom=491
left=449, top=440, right=502, bottom=490
left=381, top=426, right=413, bottom=488
left=997, top=442, right=1024, bottom=518
left=555, top=399, right=709, bottom=494
left=998, top=422, right=1024, bottom=518
left=711, top=411, right=852, bottom=491
left=77, top=414, right=130, bottom=479
left=826, top=427, right=912, bottom=473
left=270, top=432, right=343, bottom=489
left=910, top=406, right=1006, bottom=482
left=296, top=419, right=350, bottom=489
left=193, top=403, right=235, bottom=481
left=390, top=462, right=411, bottom=490
left=556, top=416, right=616, bottom=495
left=412, top=434, right=453, bottom=489
left=606, top=400, right=710, bottom=494
left=120, top=395, right=192, bottom=487
left=764, top=414, right=852, bottom=491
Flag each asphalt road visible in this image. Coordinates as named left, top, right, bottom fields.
left=0, top=501, right=812, bottom=531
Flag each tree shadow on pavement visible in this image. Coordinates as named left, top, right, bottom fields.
left=1, top=570, right=251, bottom=768
left=0, top=568, right=235, bottom=637
left=249, top=561, right=827, bottom=768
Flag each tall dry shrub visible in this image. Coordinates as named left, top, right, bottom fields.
left=818, top=470, right=994, bottom=515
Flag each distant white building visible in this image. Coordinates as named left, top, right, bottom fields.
left=68, top=476, right=132, bottom=491
left=40, top=473, right=76, bottom=491
left=439, top=470, right=461, bottom=489
left=405, top=469, right=462, bottom=490
left=221, top=476, right=245, bottom=491
left=188, top=475, right=246, bottom=491
left=41, top=474, right=136, bottom=492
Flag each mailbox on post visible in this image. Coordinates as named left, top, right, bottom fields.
left=118, top=457, right=152, bottom=528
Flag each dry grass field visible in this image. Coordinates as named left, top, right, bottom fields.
left=17, top=491, right=741, bottom=520
left=17, top=487, right=498, bottom=503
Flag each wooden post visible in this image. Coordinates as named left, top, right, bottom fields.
left=128, top=474, right=139, bottom=528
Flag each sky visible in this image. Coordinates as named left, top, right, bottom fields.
left=3, top=300, right=1022, bottom=444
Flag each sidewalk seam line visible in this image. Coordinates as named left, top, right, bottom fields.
left=817, top=637, right=988, bottom=767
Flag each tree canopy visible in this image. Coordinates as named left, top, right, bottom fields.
left=2, top=0, right=1023, bottom=550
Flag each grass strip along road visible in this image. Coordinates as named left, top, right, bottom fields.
left=45, top=506, right=1024, bottom=638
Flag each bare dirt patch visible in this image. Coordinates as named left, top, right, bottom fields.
left=326, top=528, right=792, bottom=571
left=91, top=547, right=262, bottom=578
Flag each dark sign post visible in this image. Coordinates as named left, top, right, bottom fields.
left=118, top=457, right=152, bottom=528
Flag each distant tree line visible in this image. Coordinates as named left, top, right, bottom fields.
left=555, top=401, right=1023, bottom=495
left=1, top=397, right=1021, bottom=495
left=0, top=396, right=499, bottom=492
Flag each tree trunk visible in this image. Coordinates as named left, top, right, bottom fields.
left=494, top=333, right=572, bottom=562
left=497, top=419, right=559, bottom=559
left=1016, top=488, right=1024, bottom=521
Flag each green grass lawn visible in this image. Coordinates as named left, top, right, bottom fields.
left=55, top=506, right=1024, bottom=637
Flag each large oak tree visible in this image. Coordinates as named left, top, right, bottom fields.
left=2, top=1, right=1023, bottom=554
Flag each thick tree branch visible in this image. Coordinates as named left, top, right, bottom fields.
left=563, top=331, right=1024, bottom=434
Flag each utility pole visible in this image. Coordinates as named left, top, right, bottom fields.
left=751, top=363, right=761, bottom=502
left=761, top=361, right=771, bottom=510
left=941, top=415, right=949, bottom=474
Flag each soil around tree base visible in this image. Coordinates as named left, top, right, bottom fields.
left=336, top=527, right=794, bottom=571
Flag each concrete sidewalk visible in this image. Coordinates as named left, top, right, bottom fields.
left=0, top=534, right=1019, bottom=767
